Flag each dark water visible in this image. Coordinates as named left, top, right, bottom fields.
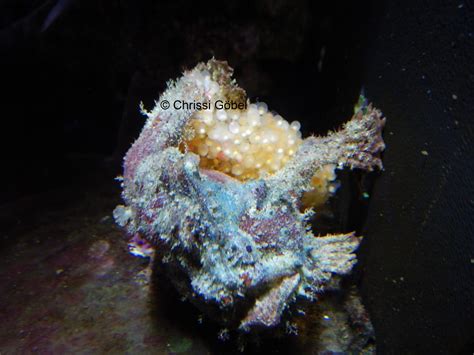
left=1, top=0, right=473, bottom=354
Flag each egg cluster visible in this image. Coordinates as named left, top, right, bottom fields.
left=184, top=102, right=303, bottom=180
left=300, top=164, right=337, bottom=209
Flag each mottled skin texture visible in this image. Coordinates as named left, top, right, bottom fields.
left=114, top=59, right=385, bottom=332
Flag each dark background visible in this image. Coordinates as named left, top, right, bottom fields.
left=0, top=0, right=472, bottom=353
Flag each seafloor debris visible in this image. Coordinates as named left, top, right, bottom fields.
left=114, top=59, right=385, bottom=333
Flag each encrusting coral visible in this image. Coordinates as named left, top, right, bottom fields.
left=114, top=59, right=385, bottom=333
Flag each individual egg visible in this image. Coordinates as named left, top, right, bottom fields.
left=209, top=123, right=230, bottom=141
left=239, top=142, right=251, bottom=153
left=257, top=102, right=268, bottom=115
left=216, top=109, right=228, bottom=121
left=197, top=109, right=214, bottom=125
left=249, top=133, right=262, bottom=144
left=231, top=164, right=244, bottom=176
left=197, top=143, right=209, bottom=156
left=193, top=121, right=207, bottom=135
left=248, top=112, right=261, bottom=127
left=242, top=155, right=255, bottom=168
left=228, top=110, right=240, bottom=121
left=290, top=120, right=301, bottom=131
left=229, top=121, right=240, bottom=134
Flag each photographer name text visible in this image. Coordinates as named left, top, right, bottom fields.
left=160, top=100, right=247, bottom=111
